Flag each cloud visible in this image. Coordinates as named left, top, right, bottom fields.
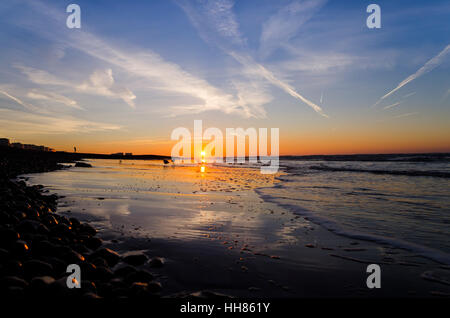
left=392, top=112, right=419, bottom=119
left=375, top=44, right=450, bottom=104
left=178, top=0, right=327, bottom=117
left=402, top=92, right=416, bottom=98
left=440, top=88, right=450, bottom=102
left=0, top=108, right=121, bottom=135
left=230, top=51, right=327, bottom=116
left=27, top=89, right=83, bottom=110
left=383, top=101, right=402, bottom=110
left=15, top=64, right=136, bottom=108
left=0, top=89, right=31, bottom=109
left=14, top=64, right=71, bottom=86
left=78, top=69, right=136, bottom=108
left=260, top=0, right=327, bottom=59
left=0, top=89, right=41, bottom=113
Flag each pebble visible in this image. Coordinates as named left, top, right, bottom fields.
left=90, top=248, right=120, bottom=266
left=123, top=253, right=148, bottom=266
left=149, top=257, right=164, bottom=268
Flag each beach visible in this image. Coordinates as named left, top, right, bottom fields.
left=8, top=153, right=449, bottom=298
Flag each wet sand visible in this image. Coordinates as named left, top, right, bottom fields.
left=24, top=159, right=450, bottom=298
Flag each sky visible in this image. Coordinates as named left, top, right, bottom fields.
left=0, top=0, right=449, bottom=155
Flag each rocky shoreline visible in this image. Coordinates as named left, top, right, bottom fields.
left=0, top=148, right=163, bottom=299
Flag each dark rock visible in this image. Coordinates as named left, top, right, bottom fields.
left=111, top=287, right=128, bottom=298
left=75, top=162, right=92, bottom=168
left=97, top=282, right=114, bottom=298
left=188, top=290, right=233, bottom=299
left=0, top=248, right=10, bottom=262
left=58, top=216, right=72, bottom=226
left=78, top=223, right=97, bottom=236
left=69, top=217, right=80, bottom=228
left=25, top=209, right=40, bottom=220
left=3, top=286, right=25, bottom=298
left=123, top=253, right=148, bottom=266
left=147, top=281, right=162, bottom=293
left=83, top=292, right=101, bottom=299
left=72, top=243, right=90, bottom=254
left=0, top=276, right=28, bottom=289
left=95, top=266, right=114, bottom=282
left=149, top=257, right=165, bottom=268
left=16, top=220, right=41, bottom=234
left=42, top=215, right=58, bottom=227
left=50, top=223, right=72, bottom=238
left=37, top=223, right=50, bottom=235
left=84, top=237, right=102, bottom=250
left=2, top=260, right=23, bottom=277
left=44, top=257, right=67, bottom=277
left=32, top=240, right=57, bottom=256
left=23, top=259, right=54, bottom=278
left=0, top=228, right=20, bottom=247
left=114, top=265, right=136, bottom=278
left=80, top=262, right=97, bottom=280
left=109, top=277, right=126, bottom=289
left=125, top=269, right=154, bottom=284
left=0, top=211, right=11, bottom=224
left=91, top=257, right=108, bottom=268
left=90, top=248, right=120, bottom=266
left=30, top=276, right=55, bottom=291
left=11, top=240, right=30, bottom=257
left=130, top=282, right=149, bottom=297
left=81, top=280, right=97, bottom=293
left=61, top=250, right=85, bottom=263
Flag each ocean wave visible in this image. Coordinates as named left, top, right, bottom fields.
left=255, top=188, right=450, bottom=265
left=309, top=165, right=450, bottom=178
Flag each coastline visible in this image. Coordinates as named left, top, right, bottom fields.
left=15, top=155, right=450, bottom=298
left=0, top=148, right=167, bottom=299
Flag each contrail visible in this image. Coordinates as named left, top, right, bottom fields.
left=375, top=45, right=450, bottom=105
left=383, top=101, right=401, bottom=110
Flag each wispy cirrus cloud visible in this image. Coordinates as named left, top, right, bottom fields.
left=0, top=108, right=121, bottom=135
left=0, top=89, right=119, bottom=135
left=15, top=64, right=136, bottom=108
left=27, top=89, right=83, bottom=110
left=260, top=0, right=327, bottom=59
left=10, top=0, right=254, bottom=117
left=177, top=0, right=327, bottom=117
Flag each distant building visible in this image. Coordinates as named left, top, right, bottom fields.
left=0, top=138, right=10, bottom=147
left=3, top=138, right=55, bottom=152
left=112, top=152, right=124, bottom=156
left=12, top=142, right=23, bottom=149
left=125, top=153, right=133, bottom=156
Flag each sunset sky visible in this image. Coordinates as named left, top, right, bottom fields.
left=0, top=0, right=449, bottom=155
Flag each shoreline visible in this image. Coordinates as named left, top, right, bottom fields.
left=0, top=148, right=168, bottom=299
left=21, top=157, right=450, bottom=298
left=1, top=149, right=449, bottom=299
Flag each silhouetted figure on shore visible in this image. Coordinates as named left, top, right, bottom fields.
left=74, top=146, right=77, bottom=153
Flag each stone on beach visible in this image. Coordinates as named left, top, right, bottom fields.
left=123, top=253, right=148, bottom=266
left=89, top=248, right=121, bottom=266
left=149, top=256, right=164, bottom=268
left=75, top=162, right=92, bottom=168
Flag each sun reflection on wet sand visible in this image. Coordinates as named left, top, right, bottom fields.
left=24, top=159, right=289, bottom=248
